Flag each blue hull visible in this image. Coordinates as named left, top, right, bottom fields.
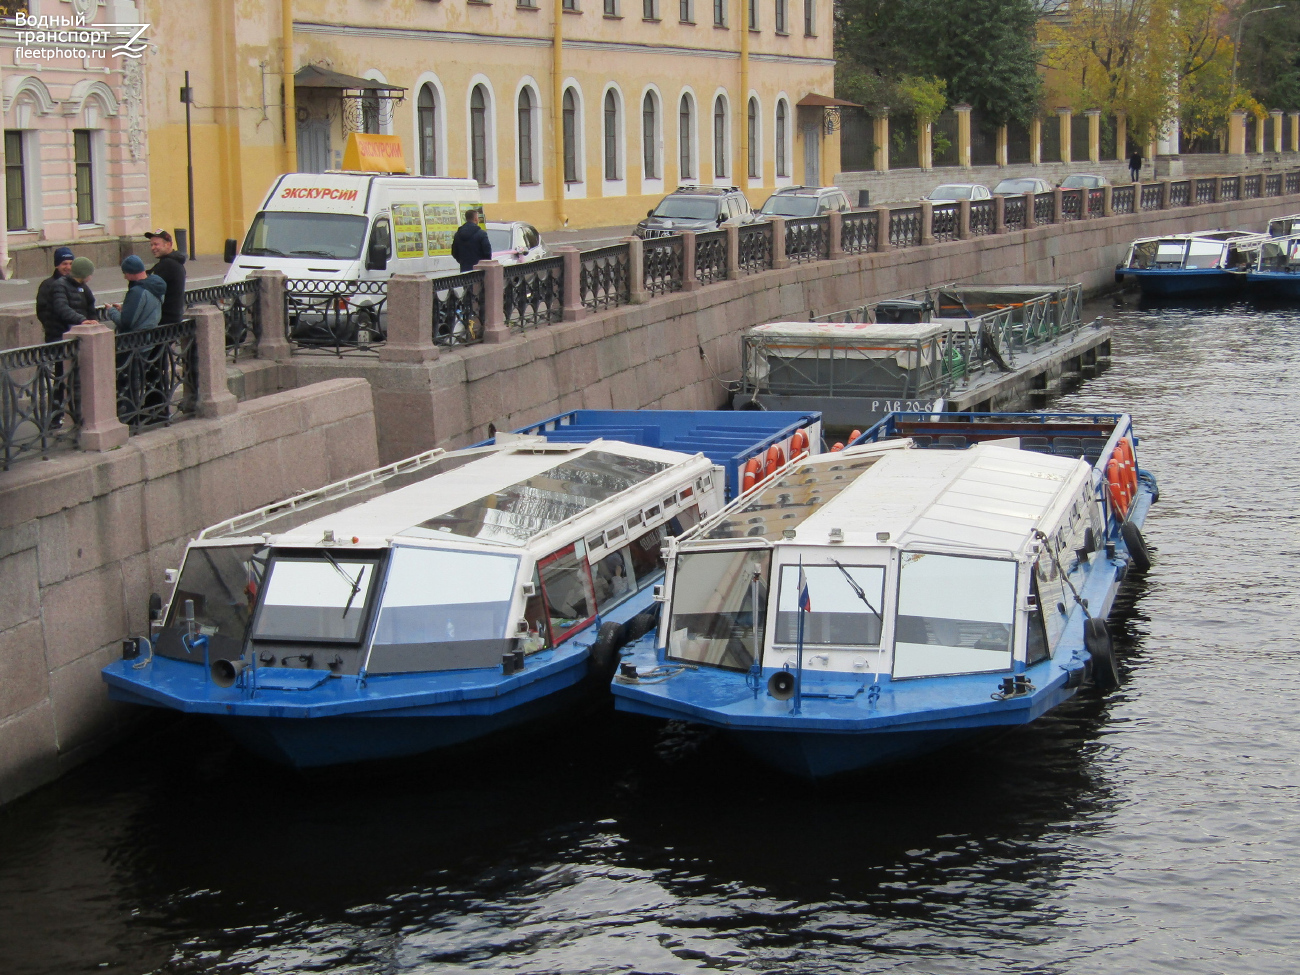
left=1248, top=271, right=1300, bottom=299
left=1121, top=268, right=1246, bottom=297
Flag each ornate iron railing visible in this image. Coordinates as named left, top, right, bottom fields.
left=186, top=279, right=260, bottom=360
left=1139, top=183, right=1162, bottom=210
left=431, top=271, right=486, bottom=347
left=114, top=319, right=198, bottom=432
left=503, top=255, right=563, bottom=331
left=737, top=222, right=773, bottom=272
left=1, top=338, right=80, bottom=469
left=1003, top=196, right=1027, bottom=231
left=930, top=204, right=958, bottom=241
left=1168, top=180, right=1190, bottom=207
left=694, top=229, right=728, bottom=285
left=969, top=199, right=995, bottom=236
left=1087, top=188, right=1105, bottom=216
left=643, top=235, right=685, bottom=296
left=841, top=211, right=878, bottom=253
left=1034, top=192, right=1055, bottom=224
left=785, top=216, right=831, bottom=263
left=1111, top=184, right=1136, bottom=214
left=579, top=244, right=631, bottom=311
left=889, top=207, right=922, bottom=247
left=1244, top=174, right=1262, bottom=198
left=1265, top=173, right=1282, bottom=196
left=1194, top=178, right=1215, bottom=204
left=1286, top=171, right=1300, bottom=194
left=284, top=279, right=388, bottom=355
left=1060, top=189, right=1083, bottom=220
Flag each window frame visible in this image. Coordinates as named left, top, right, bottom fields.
left=679, top=92, right=696, bottom=179
left=4, top=130, right=26, bottom=232
left=537, top=543, right=598, bottom=647
left=563, top=87, right=581, bottom=184
left=747, top=96, right=760, bottom=179
left=774, top=0, right=787, bottom=33
left=679, top=0, right=693, bottom=20
left=73, top=129, right=95, bottom=226
left=775, top=98, right=790, bottom=179
left=714, top=0, right=726, bottom=25
left=642, top=90, right=660, bottom=180
left=713, top=94, right=729, bottom=180
left=417, top=84, right=439, bottom=177
left=517, top=86, right=537, bottom=185
left=470, top=84, right=490, bottom=186
left=603, top=87, right=621, bottom=181
left=803, top=0, right=815, bottom=34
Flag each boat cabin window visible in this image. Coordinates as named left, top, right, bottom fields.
left=592, top=548, right=636, bottom=612
left=893, top=553, right=1016, bottom=678
left=538, top=544, right=596, bottom=645
left=1026, top=579, right=1049, bottom=666
left=159, top=544, right=267, bottom=661
left=667, top=549, right=771, bottom=671
left=1184, top=240, right=1225, bottom=269
left=666, top=504, right=701, bottom=536
left=1154, top=240, right=1188, bottom=268
left=367, top=547, right=519, bottom=672
left=773, top=563, right=885, bottom=647
left=252, top=554, right=382, bottom=644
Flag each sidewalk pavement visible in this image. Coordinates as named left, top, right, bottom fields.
left=0, top=255, right=232, bottom=312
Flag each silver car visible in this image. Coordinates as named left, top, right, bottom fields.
left=993, top=177, right=1054, bottom=196
left=486, top=221, right=548, bottom=265
left=924, top=183, right=991, bottom=202
left=1060, top=174, right=1111, bottom=189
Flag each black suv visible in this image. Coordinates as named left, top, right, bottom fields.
left=635, top=185, right=757, bottom=239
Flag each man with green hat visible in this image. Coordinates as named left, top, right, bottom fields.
left=49, top=256, right=99, bottom=331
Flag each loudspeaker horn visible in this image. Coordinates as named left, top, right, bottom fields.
left=211, top=657, right=248, bottom=688
left=767, top=670, right=796, bottom=701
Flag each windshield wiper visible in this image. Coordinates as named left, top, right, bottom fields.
left=320, top=549, right=364, bottom=618
left=289, top=249, right=344, bottom=259
left=829, top=559, right=883, bottom=623
left=244, top=247, right=286, bottom=257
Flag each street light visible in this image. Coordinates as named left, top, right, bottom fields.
left=1231, top=5, right=1284, bottom=100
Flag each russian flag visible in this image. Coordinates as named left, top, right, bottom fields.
left=798, top=563, right=811, bottom=613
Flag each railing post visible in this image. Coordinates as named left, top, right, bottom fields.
left=251, top=269, right=290, bottom=359
left=826, top=210, right=844, bottom=259
left=480, top=261, right=509, bottom=344
left=874, top=207, right=891, bottom=251
left=557, top=247, right=586, bottom=321
left=625, top=236, right=647, bottom=303
left=191, top=305, right=238, bottom=418
left=996, top=125, right=1008, bottom=168
left=1212, top=176, right=1222, bottom=203
left=1159, top=179, right=1171, bottom=209
left=1024, top=190, right=1037, bottom=229
left=1052, top=187, right=1064, bottom=223
left=920, top=201, right=934, bottom=245
left=680, top=231, right=699, bottom=291
left=993, top=195, right=1006, bottom=234
left=770, top=217, right=788, bottom=269
left=380, top=274, right=438, bottom=362
left=68, top=323, right=128, bottom=452
left=957, top=199, right=971, bottom=240
left=725, top=225, right=741, bottom=279
left=1102, top=184, right=1113, bottom=216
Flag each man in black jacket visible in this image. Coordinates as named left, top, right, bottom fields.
left=36, top=246, right=76, bottom=342
left=145, top=229, right=187, bottom=323
left=450, top=209, right=493, bottom=273
left=49, top=257, right=99, bottom=331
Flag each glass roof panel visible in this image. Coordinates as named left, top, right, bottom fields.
left=411, top=450, right=672, bottom=545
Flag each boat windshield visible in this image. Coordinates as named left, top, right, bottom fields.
left=1259, top=239, right=1300, bottom=271
left=1184, top=239, right=1226, bottom=269
left=667, top=549, right=771, bottom=670
left=892, top=552, right=1016, bottom=678
left=1154, top=240, right=1189, bottom=267
left=241, top=210, right=369, bottom=260
left=772, top=563, right=885, bottom=648
left=252, top=554, right=381, bottom=643
left=158, top=544, right=267, bottom=661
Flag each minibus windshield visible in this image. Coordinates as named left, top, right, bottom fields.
left=242, top=211, right=370, bottom=260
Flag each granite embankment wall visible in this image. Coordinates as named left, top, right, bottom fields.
left=287, top=192, right=1300, bottom=464
left=0, top=379, right=378, bottom=804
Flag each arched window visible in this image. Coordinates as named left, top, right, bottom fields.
left=563, top=88, right=578, bottom=183
left=470, top=85, right=489, bottom=185
left=776, top=100, right=788, bottom=178
left=713, top=95, right=728, bottom=179
left=642, top=92, right=659, bottom=178
left=518, top=88, right=535, bottom=184
left=418, top=85, right=438, bottom=176
left=679, top=94, right=694, bottom=179
left=604, top=89, right=620, bottom=180
left=747, top=97, right=759, bottom=178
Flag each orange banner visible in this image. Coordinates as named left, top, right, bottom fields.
left=341, top=133, right=407, bottom=173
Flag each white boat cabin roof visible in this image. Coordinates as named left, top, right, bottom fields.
left=693, top=441, right=1089, bottom=558
left=1130, top=229, right=1267, bottom=245
left=750, top=319, right=954, bottom=342
left=265, top=440, right=708, bottom=551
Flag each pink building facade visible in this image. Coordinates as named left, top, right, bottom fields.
left=1, top=1, right=150, bottom=280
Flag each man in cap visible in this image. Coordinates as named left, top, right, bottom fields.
left=144, top=229, right=187, bottom=324
left=106, top=255, right=166, bottom=333
left=36, top=246, right=76, bottom=343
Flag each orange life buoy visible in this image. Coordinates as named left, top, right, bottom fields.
left=831, top=442, right=844, bottom=452
left=765, top=445, right=786, bottom=473
left=1106, top=456, right=1130, bottom=517
left=742, top=457, right=763, bottom=493
left=790, top=429, right=809, bottom=457
left=1119, top=438, right=1138, bottom=498
left=848, top=429, right=862, bottom=445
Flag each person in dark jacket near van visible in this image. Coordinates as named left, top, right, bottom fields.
left=106, top=255, right=166, bottom=333
left=451, top=209, right=492, bottom=273
left=50, top=257, right=99, bottom=331
left=36, top=246, right=76, bottom=342
left=145, top=229, right=187, bottom=323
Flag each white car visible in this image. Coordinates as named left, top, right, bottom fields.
left=1060, top=174, right=1111, bottom=189
left=486, top=221, right=548, bottom=265
left=993, top=177, right=1054, bottom=196
left=923, top=183, right=991, bottom=203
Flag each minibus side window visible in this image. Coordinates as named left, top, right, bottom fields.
left=368, top=217, right=392, bottom=268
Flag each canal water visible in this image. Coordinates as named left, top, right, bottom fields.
left=3, top=298, right=1299, bottom=975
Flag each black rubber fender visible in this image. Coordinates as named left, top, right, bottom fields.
left=1121, top=520, right=1152, bottom=573
left=588, top=621, right=626, bottom=678
left=623, top=608, right=660, bottom=642
left=1084, top=617, right=1120, bottom=691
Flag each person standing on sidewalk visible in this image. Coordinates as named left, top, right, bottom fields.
left=451, top=209, right=492, bottom=273
left=106, top=255, right=165, bottom=333
left=49, top=257, right=99, bottom=331
left=145, top=229, right=187, bottom=324
left=36, top=246, right=76, bottom=343
left=1128, top=148, right=1143, bottom=183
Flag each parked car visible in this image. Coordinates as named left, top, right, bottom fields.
left=923, top=183, right=991, bottom=203
left=1060, top=174, right=1111, bottom=189
left=757, top=185, right=853, bottom=218
left=635, top=185, right=757, bottom=238
left=993, top=177, right=1053, bottom=196
left=486, top=221, right=548, bottom=265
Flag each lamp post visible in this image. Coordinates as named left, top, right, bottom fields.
left=180, top=72, right=195, bottom=258
left=1231, top=5, right=1284, bottom=100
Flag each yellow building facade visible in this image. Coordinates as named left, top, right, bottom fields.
left=144, top=0, right=838, bottom=253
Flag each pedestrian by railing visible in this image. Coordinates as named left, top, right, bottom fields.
left=643, top=235, right=685, bottom=296
left=114, top=319, right=198, bottom=431
left=579, top=244, right=631, bottom=310
left=503, top=255, right=564, bottom=331
left=284, top=279, right=388, bottom=355
left=432, top=271, right=486, bottom=346
left=694, top=229, right=729, bottom=285
left=889, top=207, right=922, bottom=247
left=1, top=338, right=80, bottom=469
left=785, top=216, right=831, bottom=263
left=186, top=279, right=261, bottom=360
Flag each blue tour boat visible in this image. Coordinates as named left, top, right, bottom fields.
left=1116, top=230, right=1267, bottom=296
left=1248, top=234, right=1300, bottom=298
left=611, top=411, right=1158, bottom=779
left=102, top=411, right=819, bottom=768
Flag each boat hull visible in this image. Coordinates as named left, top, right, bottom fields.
left=727, top=726, right=995, bottom=779
left=1120, top=268, right=1245, bottom=297
left=1248, top=271, right=1300, bottom=299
